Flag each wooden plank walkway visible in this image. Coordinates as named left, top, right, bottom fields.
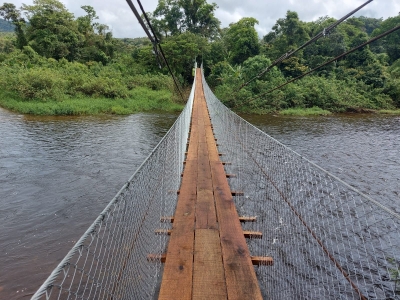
left=158, top=69, right=262, bottom=300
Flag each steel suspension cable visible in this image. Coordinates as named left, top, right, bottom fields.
left=125, top=0, right=185, bottom=101
left=125, top=0, right=155, bottom=43
left=242, top=23, right=400, bottom=106
left=238, top=0, right=374, bottom=91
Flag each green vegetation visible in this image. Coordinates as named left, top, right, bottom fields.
left=379, top=109, right=400, bottom=115
left=208, top=11, right=400, bottom=113
left=1, top=0, right=400, bottom=115
left=0, top=0, right=187, bottom=115
left=279, top=107, right=331, bottom=116
left=0, top=89, right=182, bottom=115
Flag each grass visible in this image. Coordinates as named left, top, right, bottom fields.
left=378, top=109, right=400, bottom=115
left=279, top=106, right=332, bottom=116
left=0, top=87, right=184, bottom=115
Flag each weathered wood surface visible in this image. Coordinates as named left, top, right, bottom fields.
left=158, top=69, right=262, bottom=300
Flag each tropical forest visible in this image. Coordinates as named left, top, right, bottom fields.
left=0, top=0, right=400, bottom=115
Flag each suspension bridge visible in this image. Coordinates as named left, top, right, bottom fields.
left=30, top=66, right=400, bottom=300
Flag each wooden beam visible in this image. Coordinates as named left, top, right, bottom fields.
left=239, top=216, right=257, bottom=222
left=231, top=191, right=244, bottom=196
left=243, top=231, right=262, bottom=239
left=251, top=256, right=273, bottom=266
left=147, top=254, right=166, bottom=263
left=155, top=229, right=172, bottom=235
left=160, top=216, right=174, bottom=223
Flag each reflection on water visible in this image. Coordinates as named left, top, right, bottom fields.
left=0, top=108, right=179, bottom=299
left=1, top=109, right=399, bottom=299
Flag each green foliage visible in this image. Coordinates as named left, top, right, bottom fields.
left=1, top=0, right=399, bottom=116
left=0, top=3, right=27, bottom=48
left=150, top=0, right=220, bottom=39
left=280, top=107, right=331, bottom=116
left=162, top=31, right=208, bottom=82
left=225, top=17, right=260, bottom=65
left=0, top=45, right=180, bottom=112
left=262, top=11, right=309, bottom=60
left=371, top=15, right=400, bottom=63
left=210, top=10, right=400, bottom=114
left=0, top=1, right=116, bottom=63
left=0, top=31, right=15, bottom=53
left=23, top=0, right=80, bottom=60
left=0, top=87, right=182, bottom=115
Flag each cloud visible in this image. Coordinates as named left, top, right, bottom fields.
left=7, top=0, right=400, bottom=38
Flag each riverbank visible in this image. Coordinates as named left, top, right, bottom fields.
left=0, top=88, right=184, bottom=115
left=2, top=93, right=399, bottom=116
left=278, top=107, right=400, bottom=116
left=236, top=106, right=400, bottom=116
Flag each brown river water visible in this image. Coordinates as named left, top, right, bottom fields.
left=0, top=107, right=399, bottom=299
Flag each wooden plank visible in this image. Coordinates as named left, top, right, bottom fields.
left=147, top=254, right=166, bottom=263
left=155, top=229, right=172, bottom=235
left=239, top=216, right=257, bottom=222
left=231, top=191, right=244, bottom=196
left=251, top=256, right=274, bottom=266
left=196, top=190, right=217, bottom=229
left=160, top=216, right=174, bottom=223
left=211, top=161, right=263, bottom=300
left=159, top=68, right=263, bottom=300
left=192, top=229, right=227, bottom=300
left=243, top=231, right=263, bottom=239
left=158, top=160, right=197, bottom=300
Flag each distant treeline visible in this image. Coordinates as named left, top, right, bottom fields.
left=0, top=18, right=13, bottom=32
left=205, top=13, right=400, bottom=113
left=0, top=0, right=399, bottom=115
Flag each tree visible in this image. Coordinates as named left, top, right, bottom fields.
left=76, top=5, right=99, bottom=35
left=161, top=31, right=209, bottom=82
left=0, top=3, right=27, bottom=48
left=371, top=14, right=400, bottom=63
left=344, top=32, right=375, bottom=68
left=77, top=6, right=115, bottom=64
left=356, top=16, right=382, bottom=36
left=225, top=17, right=260, bottom=65
left=150, top=0, right=220, bottom=39
left=263, top=11, right=309, bottom=59
left=22, top=0, right=82, bottom=60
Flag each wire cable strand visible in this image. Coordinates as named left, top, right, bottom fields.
left=135, top=0, right=185, bottom=102
left=241, top=23, right=400, bottom=106
left=237, top=0, right=374, bottom=91
left=125, top=0, right=185, bottom=101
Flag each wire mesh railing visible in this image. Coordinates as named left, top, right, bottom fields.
left=30, top=70, right=196, bottom=300
left=202, top=70, right=400, bottom=300
left=32, top=66, right=400, bottom=300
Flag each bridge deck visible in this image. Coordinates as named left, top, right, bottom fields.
left=158, top=69, right=262, bottom=300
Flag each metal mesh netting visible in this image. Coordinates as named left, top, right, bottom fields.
left=202, top=71, right=400, bottom=300
left=31, top=71, right=196, bottom=300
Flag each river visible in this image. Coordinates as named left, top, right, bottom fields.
left=0, top=108, right=399, bottom=299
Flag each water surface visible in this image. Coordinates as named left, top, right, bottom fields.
left=241, top=113, right=400, bottom=212
left=0, top=108, right=179, bottom=299
left=0, top=109, right=399, bottom=299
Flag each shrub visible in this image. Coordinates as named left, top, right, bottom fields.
left=11, top=68, right=67, bottom=101
left=78, top=77, right=128, bottom=98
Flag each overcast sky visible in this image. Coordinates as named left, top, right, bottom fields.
left=8, top=0, right=400, bottom=38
